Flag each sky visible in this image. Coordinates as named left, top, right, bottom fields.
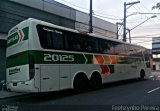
left=54, top=0, right=160, bottom=49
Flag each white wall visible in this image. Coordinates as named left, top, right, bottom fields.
left=76, top=11, right=116, bottom=33
left=76, top=11, right=117, bottom=38
left=75, top=22, right=116, bottom=38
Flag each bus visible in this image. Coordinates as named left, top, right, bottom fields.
left=6, top=18, right=151, bottom=92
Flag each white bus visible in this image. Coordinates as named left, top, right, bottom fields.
left=6, top=18, right=151, bottom=92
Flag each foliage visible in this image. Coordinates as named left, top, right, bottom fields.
left=152, top=2, right=160, bottom=10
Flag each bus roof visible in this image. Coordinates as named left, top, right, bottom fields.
left=9, top=18, right=146, bottom=49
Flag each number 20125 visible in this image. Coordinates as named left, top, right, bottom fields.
left=44, top=54, right=74, bottom=62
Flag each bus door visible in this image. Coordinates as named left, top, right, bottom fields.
left=40, top=65, right=59, bottom=92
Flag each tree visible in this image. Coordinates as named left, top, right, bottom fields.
left=152, top=2, right=160, bottom=10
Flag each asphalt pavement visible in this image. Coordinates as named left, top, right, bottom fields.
left=0, top=71, right=160, bottom=111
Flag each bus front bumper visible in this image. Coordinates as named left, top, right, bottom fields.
left=7, top=79, right=39, bottom=93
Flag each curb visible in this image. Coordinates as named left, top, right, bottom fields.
left=0, top=92, right=32, bottom=100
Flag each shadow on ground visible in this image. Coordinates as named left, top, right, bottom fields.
left=4, top=78, right=147, bottom=104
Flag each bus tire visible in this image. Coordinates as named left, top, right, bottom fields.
left=90, top=73, right=102, bottom=90
left=140, top=69, right=145, bottom=80
left=73, top=73, right=89, bottom=93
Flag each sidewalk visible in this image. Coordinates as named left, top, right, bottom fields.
left=0, top=90, right=28, bottom=99
left=149, top=71, right=160, bottom=80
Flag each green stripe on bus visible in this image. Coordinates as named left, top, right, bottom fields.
left=108, top=65, right=114, bottom=73
left=6, top=50, right=88, bottom=68
left=6, top=50, right=143, bottom=68
left=6, top=51, right=29, bottom=68
left=30, top=50, right=87, bottom=64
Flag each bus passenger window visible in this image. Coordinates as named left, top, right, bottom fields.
left=66, top=32, right=81, bottom=52
left=37, top=25, right=65, bottom=50
left=72, top=43, right=80, bottom=50
left=99, top=40, right=110, bottom=54
left=52, top=32, right=64, bottom=50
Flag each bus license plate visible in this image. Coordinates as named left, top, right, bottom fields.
left=13, top=83, right=17, bottom=86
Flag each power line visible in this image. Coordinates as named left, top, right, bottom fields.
left=58, top=0, right=123, bottom=21
left=131, top=34, right=160, bottom=38
left=94, top=11, right=121, bottom=19
left=132, top=40, right=152, bottom=44
left=94, top=14, right=122, bottom=20
left=136, top=27, right=160, bottom=29
left=127, top=0, right=157, bottom=28
left=58, top=0, right=89, bottom=11
left=140, top=2, right=159, bottom=24
left=127, top=17, right=154, bottom=23
left=133, top=28, right=160, bottom=30
left=131, top=38, right=160, bottom=44
left=55, top=0, right=159, bottom=45
left=129, top=0, right=150, bottom=18
left=131, top=36, right=153, bottom=38
left=47, top=0, right=115, bottom=21
left=141, top=2, right=151, bottom=12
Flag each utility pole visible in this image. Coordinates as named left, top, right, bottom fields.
left=126, top=29, right=131, bottom=43
left=123, top=2, right=127, bottom=42
left=123, top=1, right=140, bottom=42
left=89, top=0, right=93, bottom=33
left=116, top=22, right=123, bottom=40
left=128, top=29, right=131, bottom=43
left=116, top=23, right=119, bottom=40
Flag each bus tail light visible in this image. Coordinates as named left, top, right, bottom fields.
left=29, top=54, right=35, bottom=80
left=18, top=53, right=24, bottom=58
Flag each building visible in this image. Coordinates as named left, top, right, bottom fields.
left=152, top=37, right=160, bottom=70
left=0, top=0, right=116, bottom=81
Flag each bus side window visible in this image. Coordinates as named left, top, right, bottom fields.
left=114, top=43, right=126, bottom=56
left=37, top=25, right=65, bottom=50
left=37, top=25, right=52, bottom=49
left=81, top=35, right=98, bottom=53
left=66, top=32, right=81, bottom=52
left=72, top=42, right=81, bottom=50
left=52, top=32, right=64, bottom=50
left=99, top=39, right=110, bottom=54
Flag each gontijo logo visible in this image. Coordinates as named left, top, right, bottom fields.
left=7, top=29, right=24, bottom=44
left=7, top=27, right=29, bottom=47
left=7, top=34, right=19, bottom=45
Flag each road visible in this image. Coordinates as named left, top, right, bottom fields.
left=0, top=77, right=160, bottom=111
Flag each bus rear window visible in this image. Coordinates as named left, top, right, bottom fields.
left=37, top=25, right=65, bottom=50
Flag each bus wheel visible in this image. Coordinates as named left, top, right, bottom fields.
left=140, top=70, right=145, bottom=80
left=90, top=73, right=102, bottom=90
left=73, top=74, right=89, bottom=93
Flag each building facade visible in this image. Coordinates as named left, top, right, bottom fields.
left=152, top=37, right=160, bottom=70
left=0, top=0, right=116, bottom=81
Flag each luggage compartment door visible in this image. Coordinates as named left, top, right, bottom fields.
left=40, top=65, right=59, bottom=92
